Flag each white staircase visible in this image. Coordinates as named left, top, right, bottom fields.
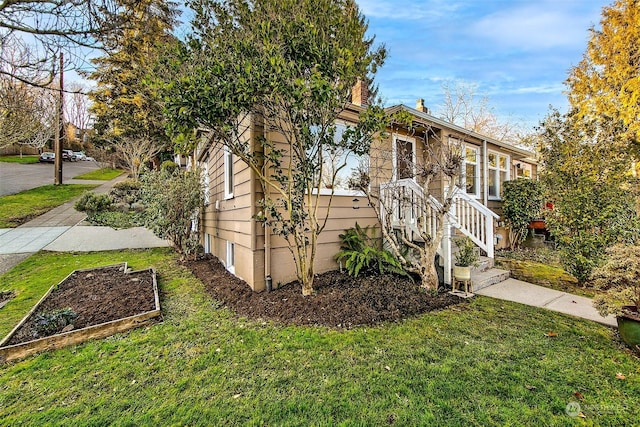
left=379, top=179, right=508, bottom=287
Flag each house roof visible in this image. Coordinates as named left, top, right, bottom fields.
left=384, top=104, right=536, bottom=161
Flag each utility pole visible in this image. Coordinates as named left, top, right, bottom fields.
left=54, top=53, right=64, bottom=185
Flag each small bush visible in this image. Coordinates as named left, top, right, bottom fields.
left=110, top=179, right=142, bottom=208
left=33, top=307, right=78, bottom=338
left=336, top=223, right=408, bottom=278
left=141, top=168, right=204, bottom=256
left=454, top=237, right=479, bottom=267
left=74, top=192, right=112, bottom=216
left=160, top=160, right=179, bottom=175
left=591, top=245, right=640, bottom=317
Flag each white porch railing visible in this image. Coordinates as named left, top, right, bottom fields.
left=379, top=178, right=445, bottom=243
left=450, top=187, right=499, bottom=258
left=379, top=180, right=499, bottom=285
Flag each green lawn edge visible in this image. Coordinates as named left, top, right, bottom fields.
left=0, top=184, right=98, bottom=228
left=73, top=168, right=124, bottom=181
left=0, top=155, right=40, bottom=164
left=0, top=249, right=638, bottom=425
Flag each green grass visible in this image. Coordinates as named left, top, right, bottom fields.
left=73, top=168, right=123, bottom=181
left=0, top=249, right=638, bottom=425
left=0, top=184, right=98, bottom=228
left=0, top=155, right=40, bottom=164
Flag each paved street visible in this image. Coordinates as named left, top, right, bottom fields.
left=0, top=160, right=101, bottom=196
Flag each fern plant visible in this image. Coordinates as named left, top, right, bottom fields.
left=336, top=223, right=408, bottom=278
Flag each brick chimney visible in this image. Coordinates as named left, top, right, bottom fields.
left=351, top=79, right=368, bottom=107
left=416, top=98, right=429, bottom=113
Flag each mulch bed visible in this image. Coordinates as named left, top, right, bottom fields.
left=185, top=255, right=466, bottom=329
left=5, top=265, right=156, bottom=346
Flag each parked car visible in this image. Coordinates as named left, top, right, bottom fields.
left=73, top=151, right=87, bottom=161
left=62, top=149, right=77, bottom=161
left=39, top=152, right=55, bottom=163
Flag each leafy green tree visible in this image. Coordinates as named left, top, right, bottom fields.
left=502, top=178, right=544, bottom=249
left=162, top=0, right=386, bottom=295
left=87, top=0, right=179, bottom=148
left=538, top=109, right=640, bottom=284
left=567, top=0, right=640, bottom=148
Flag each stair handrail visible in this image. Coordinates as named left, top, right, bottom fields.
left=451, top=186, right=499, bottom=220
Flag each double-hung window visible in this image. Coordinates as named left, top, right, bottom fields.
left=488, top=151, right=509, bottom=199
left=459, top=144, right=480, bottom=198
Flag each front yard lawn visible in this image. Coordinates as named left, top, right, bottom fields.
left=0, top=155, right=40, bottom=164
left=73, top=168, right=123, bottom=181
left=0, top=184, right=98, bottom=228
left=0, top=249, right=638, bottom=425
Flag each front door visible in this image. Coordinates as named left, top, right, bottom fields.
left=396, top=138, right=414, bottom=180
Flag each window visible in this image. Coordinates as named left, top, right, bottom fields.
left=514, top=162, right=532, bottom=179
left=488, top=151, right=509, bottom=199
left=223, top=146, right=233, bottom=199
left=202, top=158, right=210, bottom=205
left=204, top=234, right=212, bottom=254
left=393, top=134, right=416, bottom=180
left=458, top=145, right=480, bottom=198
left=316, top=122, right=367, bottom=193
left=226, top=240, right=235, bottom=274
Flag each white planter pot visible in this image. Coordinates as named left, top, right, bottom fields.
left=453, top=265, right=471, bottom=281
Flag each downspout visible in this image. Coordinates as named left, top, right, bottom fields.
left=482, top=140, right=488, bottom=206
left=263, top=125, right=272, bottom=292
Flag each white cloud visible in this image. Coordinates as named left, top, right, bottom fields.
left=469, top=2, right=601, bottom=50
left=357, top=0, right=461, bottom=22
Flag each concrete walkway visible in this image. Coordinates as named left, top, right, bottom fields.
left=0, top=176, right=168, bottom=274
left=476, top=278, right=617, bottom=327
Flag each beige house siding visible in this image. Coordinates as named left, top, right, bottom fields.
left=200, top=115, right=263, bottom=289
left=198, top=103, right=538, bottom=291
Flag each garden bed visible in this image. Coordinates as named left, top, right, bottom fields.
left=186, top=255, right=465, bottom=328
left=0, top=263, right=160, bottom=363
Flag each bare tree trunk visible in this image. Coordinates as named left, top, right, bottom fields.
left=420, top=246, right=439, bottom=290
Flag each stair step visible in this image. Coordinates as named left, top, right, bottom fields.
left=471, top=268, right=510, bottom=292
left=472, top=256, right=494, bottom=273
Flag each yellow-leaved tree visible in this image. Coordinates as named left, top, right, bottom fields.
left=567, top=0, right=640, bottom=147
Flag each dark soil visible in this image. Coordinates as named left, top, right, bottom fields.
left=185, top=255, right=465, bottom=329
left=6, top=265, right=156, bottom=346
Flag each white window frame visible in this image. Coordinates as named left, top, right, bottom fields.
left=226, top=240, right=235, bottom=274
left=514, top=161, right=532, bottom=179
left=223, top=146, right=234, bottom=200
left=392, top=134, right=416, bottom=181
left=204, top=233, right=212, bottom=254
left=202, top=158, right=210, bottom=205
left=460, top=144, right=481, bottom=199
left=487, top=150, right=510, bottom=200
left=312, top=121, right=367, bottom=194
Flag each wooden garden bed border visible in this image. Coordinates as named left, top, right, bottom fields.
left=0, top=263, right=161, bottom=363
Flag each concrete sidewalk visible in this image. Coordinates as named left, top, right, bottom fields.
left=0, top=175, right=168, bottom=274
left=476, top=278, right=617, bottom=327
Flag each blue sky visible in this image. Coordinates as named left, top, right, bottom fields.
left=358, top=0, right=610, bottom=129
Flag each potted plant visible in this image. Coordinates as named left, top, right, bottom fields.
left=453, top=236, right=479, bottom=281
left=591, top=245, right=640, bottom=350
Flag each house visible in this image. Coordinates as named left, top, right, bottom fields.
left=194, top=90, right=537, bottom=292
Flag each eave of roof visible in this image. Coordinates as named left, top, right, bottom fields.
left=385, top=104, right=536, bottom=160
